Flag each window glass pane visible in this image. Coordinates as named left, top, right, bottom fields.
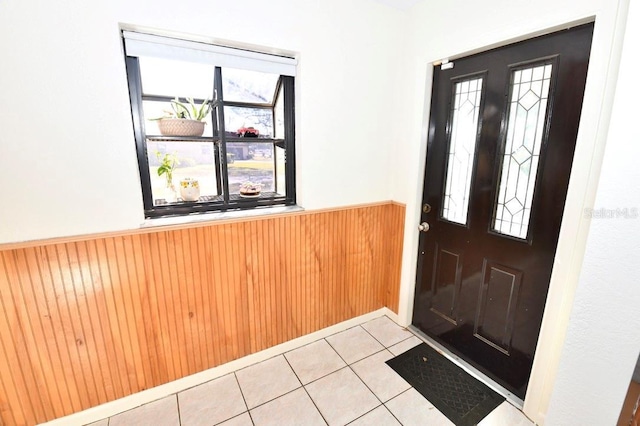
left=224, top=106, right=273, bottom=138
left=275, top=145, right=286, bottom=195
left=147, top=141, right=218, bottom=205
left=274, top=84, right=284, bottom=139
left=226, top=142, right=275, bottom=194
left=492, top=63, right=553, bottom=239
left=139, top=57, right=214, bottom=99
left=143, top=100, right=213, bottom=137
left=441, top=77, right=484, bottom=225
left=222, top=68, right=279, bottom=104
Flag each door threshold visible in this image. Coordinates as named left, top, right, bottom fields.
left=408, top=325, right=525, bottom=408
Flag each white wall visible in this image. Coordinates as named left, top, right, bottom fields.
left=1, top=0, right=636, bottom=423
left=546, top=1, right=640, bottom=423
left=0, top=0, right=405, bottom=244
left=394, top=0, right=631, bottom=423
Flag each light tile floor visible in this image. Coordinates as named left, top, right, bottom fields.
left=88, top=316, right=534, bottom=426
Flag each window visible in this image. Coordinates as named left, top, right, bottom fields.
left=122, top=31, right=296, bottom=218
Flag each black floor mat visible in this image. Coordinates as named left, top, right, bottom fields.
left=386, top=343, right=504, bottom=426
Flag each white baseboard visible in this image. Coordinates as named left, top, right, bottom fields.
left=40, top=307, right=395, bottom=426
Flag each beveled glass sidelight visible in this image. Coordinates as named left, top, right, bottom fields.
left=493, top=63, right=553, bottom=239
left=441, top=77, right=484, bottom=225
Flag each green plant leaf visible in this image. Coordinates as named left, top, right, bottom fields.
left=155, top=152, right=179, bottom=180
left=171, top=97, right=191, bottom=119
left=186, top=98, right=197, bottom=120
left=159, top=97, right=211, bottom=121
left=196, top=99, right=212, bottom=121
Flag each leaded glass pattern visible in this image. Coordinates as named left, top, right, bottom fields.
left=493, top=63, right=553, bottom=239
left=441, top=77, right=484, bottom=225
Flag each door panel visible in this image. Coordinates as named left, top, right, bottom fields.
left=412, top=23, right=594, bottom=399
left=430, top=246, right=463, bottom=324
left=474, top=260, right=523, bottom=354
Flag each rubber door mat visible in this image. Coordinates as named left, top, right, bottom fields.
left=386, top=343, right=504, bottom=426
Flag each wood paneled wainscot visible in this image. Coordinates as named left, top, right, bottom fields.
left=0, top=202, right=405, bottom=425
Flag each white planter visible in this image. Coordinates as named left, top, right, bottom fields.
left=180, top=178, right=200, bottom=202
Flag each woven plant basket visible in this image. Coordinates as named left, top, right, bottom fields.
left=157, top=119, right=205, bottom=137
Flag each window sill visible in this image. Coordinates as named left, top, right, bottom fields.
left=140, top=205, right=304, bottom=230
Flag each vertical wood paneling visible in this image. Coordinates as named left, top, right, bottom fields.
left=0, top=203, right=405, bottom=425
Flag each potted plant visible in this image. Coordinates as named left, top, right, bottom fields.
left=154, top=97, right=212, bottom=137
left=156, top=152, right=179, bottom=202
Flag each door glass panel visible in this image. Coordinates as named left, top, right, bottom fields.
left=492, top=63, right=553, bottom=239
left=441, top=77, right=484, bottom=225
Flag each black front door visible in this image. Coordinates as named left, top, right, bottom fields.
left=412, top=23, right=594, bottom=399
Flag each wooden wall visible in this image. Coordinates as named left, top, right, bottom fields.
left=0, top=203, right=405, bottom=425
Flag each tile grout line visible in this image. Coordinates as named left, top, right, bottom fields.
left=385, top=406, right=405, bottom=426
left=281, top=352, right=330, bottom=425
left=348, top=317, right=424, bottom=426
left=360, top=315, right=415, bottom=350
left=320, top=326, right=404, bottom=425
left=247, top=409, right=255, bottom=426
left=347, top=403, right=407, bottom=426
left=343, top=405, right=383, bottom=425
left=282, top=346, right=330, bottom=386
left=231, top=372, right=253, bottom=425
left=306, top=339, right=385, bottom=385
left=214, top=412, right=253, bottom=426
left=344, top=355, right=397, bottom=424
left=323, top=328, right=385, bottom=367
left=232, top=356, right=316, bottom=421
left=243, top=385, right=304, bottom=412
left=384, top=387, right=417, bottom=425
left=175, top=394, right=181, bottom=426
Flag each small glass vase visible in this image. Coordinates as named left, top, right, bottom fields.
left=165, top=183, right=178, bottom=203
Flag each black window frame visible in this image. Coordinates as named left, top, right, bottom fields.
left=123, top=41, right=296, bottom=219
